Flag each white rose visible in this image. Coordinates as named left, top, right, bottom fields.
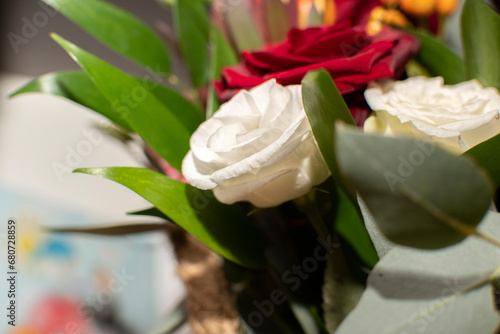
left=363, top=76, right=500, bottom=152
left=182, top=79, right=330, bottom=208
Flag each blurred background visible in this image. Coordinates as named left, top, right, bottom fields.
left=0, top=1, right=188, bottom=333
left=0, top=0, right=173, bottom=76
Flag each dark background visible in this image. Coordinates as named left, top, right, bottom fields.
left=0, top=0, right=172, bottom=77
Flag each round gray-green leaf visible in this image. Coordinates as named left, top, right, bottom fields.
left=335, top=125, right=493, bottom=249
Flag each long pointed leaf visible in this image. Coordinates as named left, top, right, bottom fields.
left=10, top=71, right=131, bottom=131
left=11, top=71, right=203, bottom=134
left=302, top=70, right=378, bottom=268
left=47, top=223, right=168, bottom=235
left=51, top=34, right=192, bottom=171
left=173, top=0, right=210, bottom=87
left=409, top=29, right=465, bottom=85
left=128, top=207, right=171, bottom=221
left=264, top=0, right=290, bottom=43
left=43, top=0, right=170, bottom=74
left=207, top=26, right=238, bottom=117
left=225, top=1, right=264, bottom=52
left=462, top=0, right=500, bottom=90
left=75, top=167, right=266, bottom=269
left=465, top=132, right=500, bottom=187
left=148, top=302, right=187, bottom=334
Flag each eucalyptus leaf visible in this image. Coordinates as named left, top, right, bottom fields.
left=335, top=125, right=493, bottom=249
left=409, top=29, right=465, bottom=85
left=462, top=0, right=500, bottom=90
left=42, top=0, right=170, bottom=74
left=337, top=211, right=500, bottom=334
left=465, top=132, right=500, bottom=188
left=302, top=70, right=378, bottom=268
left=173, top=0, right=210, bottom=87
left=10, top=71, right=131, bottom=131
left=75, top=167, right=266, bottom=269
left=52, top=34, right=192, bottom=171
left=358, top=197, right=395, bottom=258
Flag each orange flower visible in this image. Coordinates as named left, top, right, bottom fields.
left=367, top=6, right=409, bottom=35
left=380, top=0, right=400, bottom=6
left=400, top=0, right=436, bottom=17
left=436, top=0, right=459, bottom=15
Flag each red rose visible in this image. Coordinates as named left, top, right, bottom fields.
left=335, top=0, right=381, bottom=26
left=215, top=23, right=419, bottom=111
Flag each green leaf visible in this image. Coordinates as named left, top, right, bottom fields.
left=337, top=211, right=500, bottom=333
left=75, top=167, right=266, bottom=269
left=11, top=70, right=203, bottom=135
left=465, top=132, right=500, bottom=188
left=301, top=70, right=355, bottom=193
left=148, top=302, right=187, bottom=334
left=334, top=190, right=378, bottom=268
left=322, top=253, right=364, bottom=333
left=51, top=34, right=192, bottom=171
left=302, top=70, right=378, bottom=268
left=206, top=26, right=238, bottom=117
left=264, top=0, right=290, bottom=43
left=224, top=2, right=264, bottom=52
left=10, top=71, right=132, bottom=131
left=288, top=301, right=321, bottom=334
left=42, top=0, right=170, bottom=74
left=307, top=5, right=323, bottom=27
left=173, top=0, right=210, bottom=87
left=148, top=79, right=204, bottom=134
left=47, top=223, right=168, bottom=235
left=462, top=0, right=500, bottom=90
left=410, top=29, right=465, bottom=85
left=335, top=125, right=493, bottom=249
left=128, top=207, right=171, bottom=221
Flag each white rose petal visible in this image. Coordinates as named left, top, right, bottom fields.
left=364, top=76, right=500, bottom=152
left=182, top=79, right=330, bottom=208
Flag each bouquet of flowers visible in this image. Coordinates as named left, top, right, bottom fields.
left=12, top=0, right=500, bottom=332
